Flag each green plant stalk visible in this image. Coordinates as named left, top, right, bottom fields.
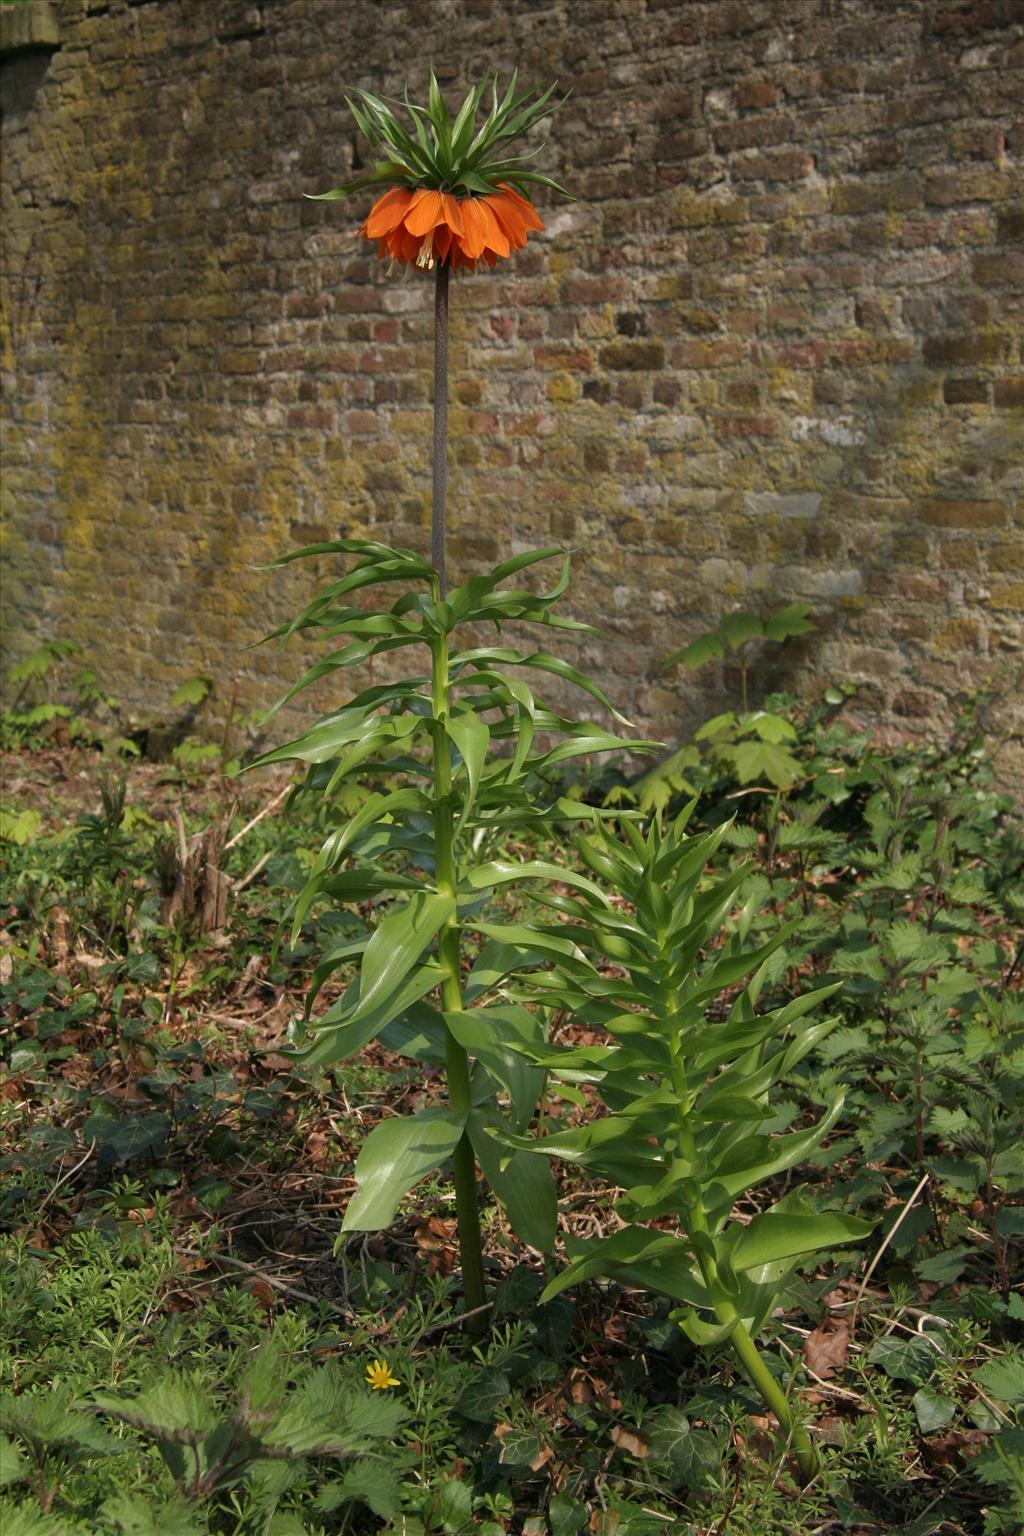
left=428, top=254, right=485, bottom=1317
left=667, top=999, right=819, bottom=1485
left=432, top=260, right=450, bottom=592
left=430, top=614, right=486, bottom=1322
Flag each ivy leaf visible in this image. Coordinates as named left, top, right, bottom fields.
left=913, top=1387, right=956, bottom=1435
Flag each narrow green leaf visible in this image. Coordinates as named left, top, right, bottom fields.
left=469, top=1108, right=557, bottom=1252
left=355, top=891, right=449, bottom=1008
left=295, top=964, right=447, bottom=1069
left=539, top=1228, right=708, bottom=1308
left=445, top=1005, right=545, bottom=1127
left=463, top=859, right=609, bottom=904
left=343, top=1108, right=467, bottom=1231
left=727, top=1209, right=874, bottom=1272
left=447, top=709, right=489, bottom=828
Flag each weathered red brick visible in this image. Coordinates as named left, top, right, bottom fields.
left=994, top=378, right=1024, bottom=407
left=918, top=498, right=1006, bottom=528
left=736, top=79, right=776, bottom=111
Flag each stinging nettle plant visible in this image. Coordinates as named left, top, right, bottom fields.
left=497, top=805, right=873, bottom=1483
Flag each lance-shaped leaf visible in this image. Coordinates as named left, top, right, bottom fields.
left=250, top=706, right=377, bottom=766
left=356, top=890, right=454, bottom=1019
left=540, top=1228, right=709, bottom=1308
left=449, top=647, right=631, bottom=724
left=447, top=709, right=489, bottom=828
left=445, top=1005, right=545, bottom=1128
left=464, top=919, right=591, bottom=972
left=447, top=547, right=564, bottom=622
left=500, top=1113, right=657, bottom=1181
left=311, top=788, right=432, bottom=884
left=379, top=1000, right=446, bottom=1064
left=704, top=1094, right=848, bottom=1213
left=463, top=859, right=610, bottom=905
left=469, top=1106, right=557, bottom=1252
left=293, top=963, right=447, bottom=1069
left=725, top=1205, right=875, bottom=1273
left=681, top=920, right=799, bottom=1008
left=260, top=537, right=431, bottom=572
left=267, top=636, right=426, bottom=715
left=343, top=1107, right=468, bottom=1231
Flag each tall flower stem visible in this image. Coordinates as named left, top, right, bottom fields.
left=432, top=259, right=450, bottom=593
left=429, top=258, right=486, bottom=1324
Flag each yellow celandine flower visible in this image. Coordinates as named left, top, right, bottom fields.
left=365, top=1357, right=401, bottom=1391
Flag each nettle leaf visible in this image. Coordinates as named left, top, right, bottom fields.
left=99, top=1493, right=205, bottom=1536
left=0, top=1434, right=28, bottom=1489
left=93, top=1375, right=216, bottom=1443
left=315, top=1458, right=406, bottom=1523
left=0, top=1505, right=68, bottom=1536
left=263, top=1372, right=405, bottom=1457
left=974, top=1351, right=1024, bottom=1406
left=343, top=1107, right=468, bottom=1231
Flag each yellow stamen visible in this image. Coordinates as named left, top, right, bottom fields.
left=416, top=232, right=436, bottom=270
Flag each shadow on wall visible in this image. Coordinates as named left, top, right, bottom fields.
left=662, top=339, right=1021, bottom=769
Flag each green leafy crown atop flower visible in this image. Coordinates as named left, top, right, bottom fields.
left=311, top=70, right=570, bottom=203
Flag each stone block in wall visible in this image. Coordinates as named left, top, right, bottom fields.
left=0, top=1, right=60, bottom=55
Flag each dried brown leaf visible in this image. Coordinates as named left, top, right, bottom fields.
left=803, top=1316, right=851, bottom=1380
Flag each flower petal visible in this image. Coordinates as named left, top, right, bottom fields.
left=484, top=193, right=529, bottom=249
left=496, top=183, right=545, bottom=232
left=404, top=188, right=446, bottom=237
left=454, top=197, right=487, bottom=260
left=456, top=196, right=509, bottom=261
left=363, top=187, right=414, bottom=239
left=439, top=191, right=464, bottom=238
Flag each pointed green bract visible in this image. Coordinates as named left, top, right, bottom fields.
left=310, top=73, right=571, bottom=202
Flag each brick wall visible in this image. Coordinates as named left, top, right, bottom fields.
left=2, top=0, right=1022, bottom=778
